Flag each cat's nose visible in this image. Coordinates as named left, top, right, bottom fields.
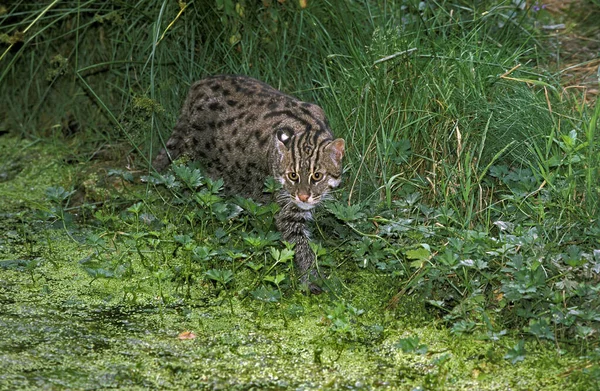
left=298, top=192, right=310, bottom=202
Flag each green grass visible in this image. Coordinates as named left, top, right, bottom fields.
left=2, top=1, right=595, bottom=208
left=1, top=1, right=600, bottom=389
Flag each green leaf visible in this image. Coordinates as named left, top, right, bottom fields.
left=504, top=340, right=526, bottom=364
left=173, top=165, right=204, bottom=189
left=269, top=247, right=280, bottom=262
left=250, top=286, right=281, bottom=303
left=108, top=169, right=133, bottom=182
left=405, top=246, right=430, bottom=261
left=390, top=138, right=412, bottom=164
left=195, top=190, right=222, bottom=207
left=174, top=234, right=193, bottom=246
left=192, top=246, right=217, bottom=262
left=0, top=259, right=40, bottom=271
left=268, top=246, right=292, bottom=264
left=525, top=318, right=554, bottom=341
left=45, top=186, right=75, bottom=203
left=127, top=202, right=143, bottom=214
left=235, top=196, right=260, bottom=215
left=279, top=248, right=295, bottom=263
left=263, top=176, right=282, bottom=193
left=395, top=336, right=428, bottom=355
left=246, top=261, right=263, bottom=272
left=205, top=269, right=233, bottom=285
left=451, top=320, right=477, bottom=335
left=264, top=273, right=286, bottom=285
left=206, top=177, right=224, bottom=194
left=326, top=202, right=365, bottom=222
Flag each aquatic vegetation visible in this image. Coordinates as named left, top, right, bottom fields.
left=1, top=0, right=600, bottom=389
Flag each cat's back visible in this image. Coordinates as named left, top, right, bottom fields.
left=180, top=75, right=328, bottom=130
left=182, top=75, right=292, bottom=117
left=194, top=74, right=285, bottom=98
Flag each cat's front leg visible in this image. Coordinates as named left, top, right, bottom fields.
left=275, top=203, right=322, bottom=293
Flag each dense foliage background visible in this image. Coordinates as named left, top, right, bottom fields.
left=1, top=1, right=600, bottom=389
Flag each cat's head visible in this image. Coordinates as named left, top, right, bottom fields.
left=274, top=128, right=345, bottom=210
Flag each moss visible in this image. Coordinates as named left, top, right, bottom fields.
left=0, top=247, right=594, bottom=390
left=0, top=136, right=598, bottom=390
left=0, top=137, right=74, bottom=211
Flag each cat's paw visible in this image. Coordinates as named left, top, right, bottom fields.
left=300, top=270, right=324, bottom=295
left=309, top=282, right=324, bottom=295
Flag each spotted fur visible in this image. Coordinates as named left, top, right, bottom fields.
left=154, top=75, right=345, bottom=292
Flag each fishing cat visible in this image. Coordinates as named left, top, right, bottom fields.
left=153, top=75, right=345, bottom=293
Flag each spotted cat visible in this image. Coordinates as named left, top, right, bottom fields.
left=153, top=75, right=345, bottom=292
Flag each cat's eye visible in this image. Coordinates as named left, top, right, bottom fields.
left=287, top=172, right=299, bottom=181
left=311, top=172, right=323, bottom=182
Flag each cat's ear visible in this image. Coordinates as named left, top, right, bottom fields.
left=275, top=128, right=293, bottom=162
left=327, top=138, right=345, bottom=165
left=276, top=128, right=293, bottom=148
